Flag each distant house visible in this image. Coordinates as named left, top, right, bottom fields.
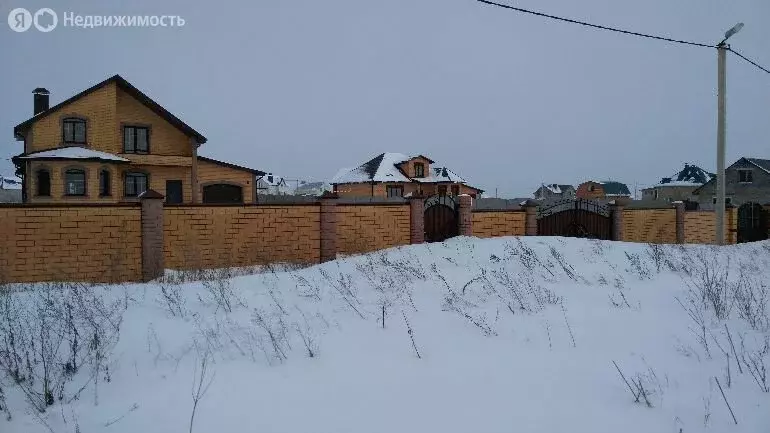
left=0, top=174, right=22, bottom=190
left=692, top=157, right=770, bottom=208
left=257, top=173, right=291, bottom=195
left=0, top=174, right=22, bottom=202
left=641, top=164, right=714, bottom=203
left=331, top=152, right=483, bottom=198
left=294, top=181, right=331, bottom=196
left=576, top=180, right=631, bottom=200
left=533, top=184, right=575, bottom=201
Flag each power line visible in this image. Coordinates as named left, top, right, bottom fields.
left=475, top=0, right=715, bottom=48
left=728, top=48, right=770, bottom=75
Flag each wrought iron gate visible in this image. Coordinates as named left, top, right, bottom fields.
left=537, top=199, right=612, bottom=239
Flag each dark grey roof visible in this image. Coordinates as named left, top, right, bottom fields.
left=747, top=158, right=770, bottom=173
left=661, top=164, right=714, bottom=184
left=360, top=153, right=386, bottom=180
left=601, top=181, right=631, bottom=196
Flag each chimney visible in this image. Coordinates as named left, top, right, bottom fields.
left=33, top=88, right=50, bottom=115
left=267, top=173, right=273, bottom=183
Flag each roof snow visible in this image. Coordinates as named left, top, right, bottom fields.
left=331, top=153, right=468, bottom=184
left=413, top=166, right=466, bottom=183
left=658, top=164, right=714, bottom=186
left=17, top=147, right=129, bottom=162
left=331, top=153, right=412, bottom=183
left=0, top=175, right=22, bottom=190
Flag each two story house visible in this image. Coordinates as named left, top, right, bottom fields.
left=533, top=184, right=576, bottom=201
left=692, top=157, right=770, bottom=208
left=331, top=152, right=482, bottom=198
left=12, top=75, right=264, bottom=204
left=641, top=163, right=713, bottom=203
left=576, top=180, right=631, bottom=200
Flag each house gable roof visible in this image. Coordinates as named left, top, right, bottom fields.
left=197, top=156, right=265, bottom=176
left=692, top=157, right=770, bottom=194
left=13, top=74, right=207, bottom=144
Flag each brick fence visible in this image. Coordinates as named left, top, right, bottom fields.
left=0, top=193, right=741, bottom=284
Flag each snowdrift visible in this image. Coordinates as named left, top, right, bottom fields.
left=1, top=237, right=769, bottom=433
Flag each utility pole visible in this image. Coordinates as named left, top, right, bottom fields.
left=715, top=23, right=743, bottom=245
left=716, top=43, right=727, bottom=245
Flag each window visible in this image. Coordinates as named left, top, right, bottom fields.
left=438, top=185, right=447, bottom=196
left=99, top=170, right=111, bottom=196
left=386, top=185, right=403, bottom=197
left=64, top=169, right=86, bottom=196
left=124, top=172, right=148, bottom=197
left=589, top=185, right=596, bottom=192
left=62, top=118, right=86, bottom=144
left=36, top=170, right=50, bottom=196
left=738, top=170, right=753, bottom=183
left=713, top=197, right=733, bottom=205
left=451, top=185, right=459, bottom=196
left=414, top=163, right=425, bottom=178
left=123, top=126, right=149, bottom=153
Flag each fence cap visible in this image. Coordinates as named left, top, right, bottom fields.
left=139, top=189, right=165, bottom=200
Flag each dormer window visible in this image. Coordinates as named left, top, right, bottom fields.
left=414, top=162, right=425, bottom=178
left=123, top=126, right=149, bottom=154
left=62, top=118, right=86, bottom=145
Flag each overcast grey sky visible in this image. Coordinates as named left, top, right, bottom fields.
left=1, top=0, right=768, bottom=198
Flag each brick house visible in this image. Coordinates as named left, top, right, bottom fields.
left=692, top=157, right=770, bottom=208
left=641, top=163, right=713, bottom=203
left=533, top=184, right=575, bottom=200
left=331, top=152, right=483, bottom=198
left=12, top=75, right=264, bottom=204
left=576, top=180, right=631, bottom=200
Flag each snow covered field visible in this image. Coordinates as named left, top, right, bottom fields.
left=1, top=237, right=769, bottom=433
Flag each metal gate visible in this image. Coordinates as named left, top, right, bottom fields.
left=537, top=199, right=612, bottom=239
left=737, top=202, right=768, bottom=243
left=424, top=195, right=458, bottom=242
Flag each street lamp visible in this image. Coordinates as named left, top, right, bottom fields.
left=715, top=22, right=743, bottom=245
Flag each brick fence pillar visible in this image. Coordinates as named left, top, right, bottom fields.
left=320, top=192, right=338, bottom=262
left=609, top=201, right=625, bottom=241
left=673, top=201, right=685, bottom=244
left=458, top=194, right=473, bottom=236
left=409, top=195, right=424, bottom=244
left=140, top=189, right=165, bottom=282
left=521, top=200, right=538, bottom=236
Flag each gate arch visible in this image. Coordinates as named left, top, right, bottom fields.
left=424, top=195, right=458, bottom=242
left=537, top=199, right=612, bottom=239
